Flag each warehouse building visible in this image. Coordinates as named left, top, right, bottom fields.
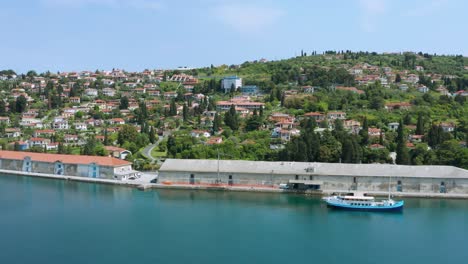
left=159, top=159, right=468, bottom=194
left=0, top=150, right=138, bottom=180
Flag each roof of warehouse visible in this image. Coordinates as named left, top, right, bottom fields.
left=159, top=159, right=468, bottom=179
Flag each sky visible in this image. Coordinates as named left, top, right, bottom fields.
left=1, top=0, right=467, bottom=73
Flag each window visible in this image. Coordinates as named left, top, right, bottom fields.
left=295, top=175, right=299, bottom=180
left=309, top=176, right=313, bottom=180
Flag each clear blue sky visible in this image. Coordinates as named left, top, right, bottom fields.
left=1, top=0, right=466, bottom=73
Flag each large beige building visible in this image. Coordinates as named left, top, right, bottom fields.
left=159, top=159, right=468, bottom=194
left=0, top=150, right=138, bottom=180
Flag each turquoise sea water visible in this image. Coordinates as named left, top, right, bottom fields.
left=1, top=175, right=468, bottom=264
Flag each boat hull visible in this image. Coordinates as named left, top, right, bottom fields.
left=325, top=200, right=404, bottom=212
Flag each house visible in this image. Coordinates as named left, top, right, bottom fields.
left=28, top=137, right=51, bottom=148
left=9, top=141, right=29, bottom=151
left=164, top=91, right=177, bottom=99
left=134, top=88, right=146, bottom=94
left=388, top=122, right=399, bottom=131
left=69, top=97, right=81, bottom=104
left=440, top=122, right=455, bottom=132
left=269, top=113, right=293, bottom=123
left=85, top=88, right=98, bottom=97
left=102, top=88, right=116, bottom=97
left=399, top=84, right=409, bottom=91
left=190, top=130, right=211, bottom=138
left=0, top=116, right=10, bottom=124
left=5, top=128, right=21, bottom=138
left=108, top=118, right=125, bottom=125
left=415, top=66, right=424, bottom=71
left=275, top=120, right=296, bottom=130
left=436, top=86, right=450, bottom=96
left=417, top=85, right=429, bottom=93
left=147, top=89, right=161, bottom=97
left=327, top=111, right=346, bottom=120
left=368, top=128, right=382, bottom=137
left=454, top=90, right=468, bottom=97
left=304, top=112, right=325, bottom=122
left=409, top=134, right=424, bottom=143
left=240, top=85, right=259, bottom=95
left=206, top=137, right=223, bottom=145
left=216, top=99, right=264, bottom=111
left=184, top=85, right=194, bottom=93
left=33, top=129, right=55, bottom=138
left=46, top=142, right=59, bottom=150
left=64, top=134, right=79, bottom=144
left=53, top=120, right=69, bottom=130
left=104, top=146, right=132, bottom=160
left=279, top=129, right=300, bottom=142
left=344, top=120, right=361, bottom=134
left=221, top=76, right=242, bottom=93
left=301, top=86, right=316, bottom=94
left=406, top=74, right=419, bottom=84
left=74, top=122, right=88, bottom=131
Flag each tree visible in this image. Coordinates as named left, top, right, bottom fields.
left=57, top=142, right=65, bottom=154
left=117, top=125, right=139, bottom=146
left=396, top=120, right=410, bottom=165
left=245, top=114, right=262, bottom=132
left=119, top=96, right=129, bottom=110
left=395, top=73, right=402, bottom=83
left=0, top=100, right=6, bottom=116
left=224, top=104, right=239, bottom=131
left=213, top=113, right=221, bottom=133
left=169, top=99, right=177, bottom=116
left=82, top=136, right=97, bottom=155
left=15, top=95, right=27, bottom=113
left=103, top=129, right=110, bottom=146
left=416, top=113, right=425, bottom=135
left=182, top=103, right=189, bottom=122
left=359, top=116, right=369, bottom=145
left=149, top=126, right=156, bottom=144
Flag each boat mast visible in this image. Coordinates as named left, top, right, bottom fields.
left=388, top=175, right=391, bottom=200
left=217, top=148, right=220, bottom=184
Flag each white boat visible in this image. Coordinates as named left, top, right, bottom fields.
left=322, top=192, right=404, bottom=211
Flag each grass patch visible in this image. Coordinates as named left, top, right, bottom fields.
left=151, top=147, right=167, bottom=158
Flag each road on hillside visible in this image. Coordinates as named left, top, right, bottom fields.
left=141, top=136, right=163, bottom=162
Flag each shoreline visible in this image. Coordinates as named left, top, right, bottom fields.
left=2, top=169, right=468, bottom=199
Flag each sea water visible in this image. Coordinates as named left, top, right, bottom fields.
left=1, top=175, right=467, bottom=264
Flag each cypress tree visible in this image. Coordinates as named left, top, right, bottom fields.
left=182, top=103, right=188, bottom=122
left=359, top=116, right=369, bottom=145
left=169, top=99, right=177, bottom=116
left=396, top=119, right=410, bottom=164
left=213, top=113, right=221, bottom=133
left=416, top=113, right=424, bottom=135
left=149, top=126, right=156, bottom=144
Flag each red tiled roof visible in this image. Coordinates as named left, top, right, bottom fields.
left=0, top=150, right=131, bottom=167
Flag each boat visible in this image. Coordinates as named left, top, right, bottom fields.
left=322, top=192, right=404, bottom=211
